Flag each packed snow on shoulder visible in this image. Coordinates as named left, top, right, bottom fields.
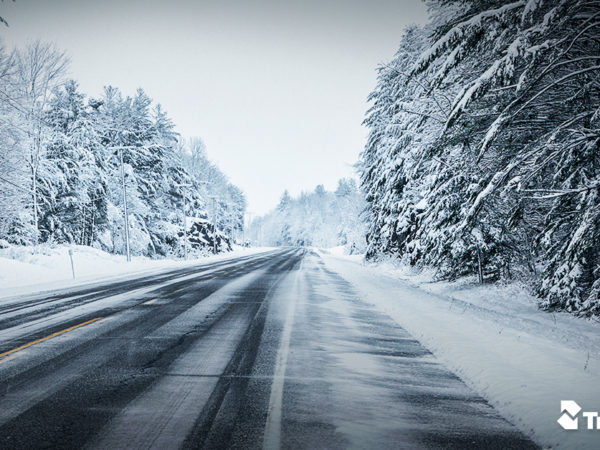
left=317, top=249, right=600, bottom=449
left=0, top=243, right=274, bottom=299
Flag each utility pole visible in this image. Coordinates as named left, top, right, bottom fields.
left=212, top=197, right=217, bottom=254
left=183, top=192, right=188, bottom=260
left=119, top=147, right=131, bottom=262
left=175, top=183, right=192, bottom=260
left=247, top=211, right=253, bottom=246
left=229, top=212, right=234, bottom=244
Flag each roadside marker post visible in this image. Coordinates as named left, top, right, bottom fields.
left=68, top=248, right=75, bottom=279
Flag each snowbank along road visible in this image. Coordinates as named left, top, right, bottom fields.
left=0, top=248, right=538, bottom=449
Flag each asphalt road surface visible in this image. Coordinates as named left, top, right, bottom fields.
left=0, top=248, right=538, bottom=449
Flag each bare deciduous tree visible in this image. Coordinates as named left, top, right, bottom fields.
left=13, top=41, right=68, bottom=243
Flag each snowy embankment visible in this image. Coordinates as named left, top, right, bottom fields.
left=0, top=244, right=274, bottom=299
left=318, top=248, right=600, bottom=449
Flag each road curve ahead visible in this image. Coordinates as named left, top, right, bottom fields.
left=0, top=249, right=538, bottom=449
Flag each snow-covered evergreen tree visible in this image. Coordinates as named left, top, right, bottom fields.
left=41, top=80, right=103, bottom=245
left=0, top=41, right=246, bottom=258
left=177, top=137, right=247, bottom=243
left=360, top=0, right=600, bottom=315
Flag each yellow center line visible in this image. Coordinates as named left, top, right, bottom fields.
left=0, top=317, right=103, bottom=360
left=175, top=288, right=183, bottom=293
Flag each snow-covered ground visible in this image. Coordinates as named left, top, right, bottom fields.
left=0, top=244, right=275, bottom=299
left=318, top=248, right=600, bottom=449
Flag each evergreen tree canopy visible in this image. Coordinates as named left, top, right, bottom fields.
left=360, top=0, right=600, bottom=315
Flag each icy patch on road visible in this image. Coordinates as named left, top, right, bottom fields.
left=318, top=251, right=600, bottom=449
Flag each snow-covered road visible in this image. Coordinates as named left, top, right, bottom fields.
left=319, top=250, right=600, bottom=449
left=0, top=249, right=537, bottom=448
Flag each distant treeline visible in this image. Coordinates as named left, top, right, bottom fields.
left=249, top=179, right=366, bottom=253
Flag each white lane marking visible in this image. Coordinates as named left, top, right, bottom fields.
left=143, top=298, right=158, bottom=305
left=263, top=259, right=302, bottom=450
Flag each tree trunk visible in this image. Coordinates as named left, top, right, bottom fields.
left=477, top=245, right=484, bottom=284
left=32, top=166, right=38, bottom=245
left=80, top=204, right=86, bottom=245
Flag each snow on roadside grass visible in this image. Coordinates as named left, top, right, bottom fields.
left=0, top=244, right=275, bottom=299
left=318, top=249, right=600, bottom=449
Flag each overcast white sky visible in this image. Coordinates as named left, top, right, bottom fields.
left=2, top=0, right=428, bottom=215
